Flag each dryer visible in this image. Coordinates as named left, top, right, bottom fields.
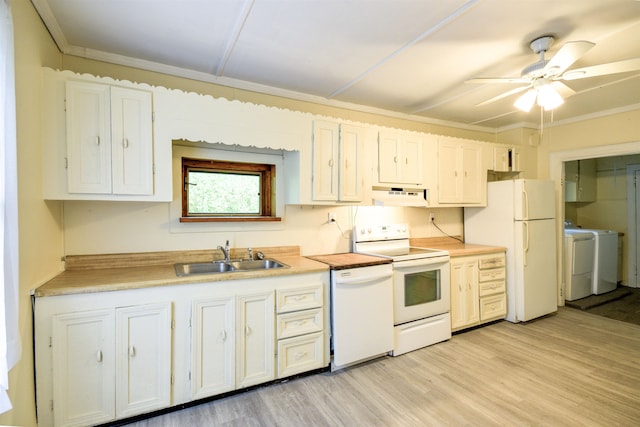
left=564, top=230, right=596, bottom=301
left=577, top=229, right=619, bottom=295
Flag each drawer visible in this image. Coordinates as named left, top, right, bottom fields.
left=277, top=308, right=323, bottom=339
left=276, top=284, right=323, bottom=313
left=480, top=294, right=507, bottom=321
left=479, top=267, right=505, bottom=283
left=277, top=332, right=324, bottom=378
left=479, top=255, right=505, bottom=270
left=479, top=280, right=506, bottom=297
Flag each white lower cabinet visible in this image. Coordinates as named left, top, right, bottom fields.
left=191, top=296, right=235, bottom=399
left=275, top=283, right=324, bottom=378
left=236, top=291, right=275, bottom=388
left=36, top=272, right=329, bottom=426
left=51, top=309, right=115, bottom=427
left=50, top=303, right=171, bottom=427
left=450, top=256, right=480, bottom=331
left=450, top=252, right=507, bottom=332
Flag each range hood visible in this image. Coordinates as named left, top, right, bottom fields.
left=371, top=186, right=429, bottom=207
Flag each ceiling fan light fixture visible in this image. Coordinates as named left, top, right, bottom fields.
left=514, top=89, right=537, bottom=112
left=537, top=84, right=564, bottom=110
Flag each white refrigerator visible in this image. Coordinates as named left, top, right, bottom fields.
left=464, top=179, right=557, bottom=322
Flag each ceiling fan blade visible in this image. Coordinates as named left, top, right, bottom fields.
left=465, top=77, right=529, bottom=84
left=550, top=81, right=576, bottom=98
left=476, top=85, right=531, bottom=106
left=544, top=41, right=595, bottom=76
left=560, top=58, right=640, bottom=80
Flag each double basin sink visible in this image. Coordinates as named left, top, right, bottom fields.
left=175, top=259, right=288, bottom=277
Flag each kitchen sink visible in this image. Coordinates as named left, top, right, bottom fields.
left=229, top=259, right=288, bottom=270
left=174, top=259, right=288, bottom=277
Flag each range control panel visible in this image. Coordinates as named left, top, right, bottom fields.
left=353, top=223, right=410, bottom=243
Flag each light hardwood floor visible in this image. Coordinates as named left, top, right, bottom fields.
left=125, top=308, right=640, bottom=426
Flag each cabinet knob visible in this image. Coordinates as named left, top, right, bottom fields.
left=129, top=345, right=136, bottom=358
left=245, top=325, right=252, bottom=336
left=221, top=329, right=227, bottom=341
left=96, top=350, right=103, bottom=363
left=123, top=138, right=129, bottom=148
left=95, top=136, right=101, bottom=146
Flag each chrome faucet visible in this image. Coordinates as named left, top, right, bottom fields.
left=247, top=247, right=254, bottom=261
left=217, top=240, right=230, bottom=262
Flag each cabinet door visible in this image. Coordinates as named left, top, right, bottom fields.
left=312, top=121, right=339, bottom=201
left=578, top=158, right=596, bottom=202
left=338, top=124, right=363, bottom=202
left=461, top=142, right=483, bottom=203
left=493, top=145, right=509, bottom=172
left=402, top=133, right=424, bottom=184
left=111, top=87, right=154, bottom=195
left=191, top=296, right=235, bottom=399
left=66, top=81, right=112, bottom=194
left=237, top=291, right=275, bottom=388
left=52, top=309, right=115, bottom=427
left=437, top=139, right=461, bottom=203
left=450, top=257, right=479, bottom=330
left=115, top=303, right=171, bottom=418
left=378, top=131, right=401, bottom=183
left=463, top=260, right=480, bottom=325
left=449, top=259, right=466, bottom=330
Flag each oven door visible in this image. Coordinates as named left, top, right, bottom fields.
left=392, top=257, right=450, bottom=325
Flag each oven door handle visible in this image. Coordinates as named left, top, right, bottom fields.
left=336, top=272, right=393, bottom=285
left=392, top=257, right=449, bottom=269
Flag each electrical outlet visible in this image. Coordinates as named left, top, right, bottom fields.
left=429, top=212, right=435, bottom=222
left=328, top=212, right=337, bottom=223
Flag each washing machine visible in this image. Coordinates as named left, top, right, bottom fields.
left=576, top=229, right=619, bottom=295
left=564, top=230, right=596, bottom=301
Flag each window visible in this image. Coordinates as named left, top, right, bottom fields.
left=180, top=157, right=280, bottom=222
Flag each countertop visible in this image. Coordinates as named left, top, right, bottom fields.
left=306, top=253, right=392, bottom=270
left=409, top=237, right=506, bottom=257
left=34, top=247, right=329, bottom=297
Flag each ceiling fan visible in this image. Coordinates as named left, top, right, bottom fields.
left=467, top=35, right=640, bottom=112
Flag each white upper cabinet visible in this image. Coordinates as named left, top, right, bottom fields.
left=437, top=137, right=486, bottom=206
left=311, top=121, right=364, bottom=203
left=42, top=69, right=169, bottom=201
left=565, top=158, right=596, bottom=202
left=492, top=144, right=522, bottom=173
left=378, top=130, right=424, bottom=186
left=65, top=81, right=153, bottom=196
left=110, top=87, right=154, bottom=195
left=65, top=81, right=112, bottom=194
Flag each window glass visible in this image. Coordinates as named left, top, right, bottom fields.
left=187, top=171, right=260, bottom=215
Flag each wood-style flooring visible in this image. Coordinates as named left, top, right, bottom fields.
left=125, top=308, right=640, bottom=426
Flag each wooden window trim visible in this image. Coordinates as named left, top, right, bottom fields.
left=180, top=157, right=281, bottom=222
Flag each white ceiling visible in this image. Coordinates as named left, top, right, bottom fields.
left=32, top=0, right=640, bottom=131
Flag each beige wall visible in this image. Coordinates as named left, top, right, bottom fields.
left=2, top=1, right=64, bottom=426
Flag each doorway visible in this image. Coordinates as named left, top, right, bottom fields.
left=550, top=142, right=640, bottom=302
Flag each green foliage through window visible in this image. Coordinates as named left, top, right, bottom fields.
left=187, top=171, right=260, bottom=215
left=181, top=157, right=276, bottom=221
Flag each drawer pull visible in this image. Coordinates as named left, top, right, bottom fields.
left=220, top=329, right=227, bottom=341
left=295, top=351, right=308, bottom=360
left=96, top=350, right=103, bottom=363
left=245, top=325, right=252, bottom=336
left=129, top=345, right=136, bottom=358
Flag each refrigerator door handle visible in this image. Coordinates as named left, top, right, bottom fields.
left=522, top=187, right=529, bottom=220
left=523, top=221, right=529, bottom=266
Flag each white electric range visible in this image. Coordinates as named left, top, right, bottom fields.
left=353, top=223, right=452, bottom=355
